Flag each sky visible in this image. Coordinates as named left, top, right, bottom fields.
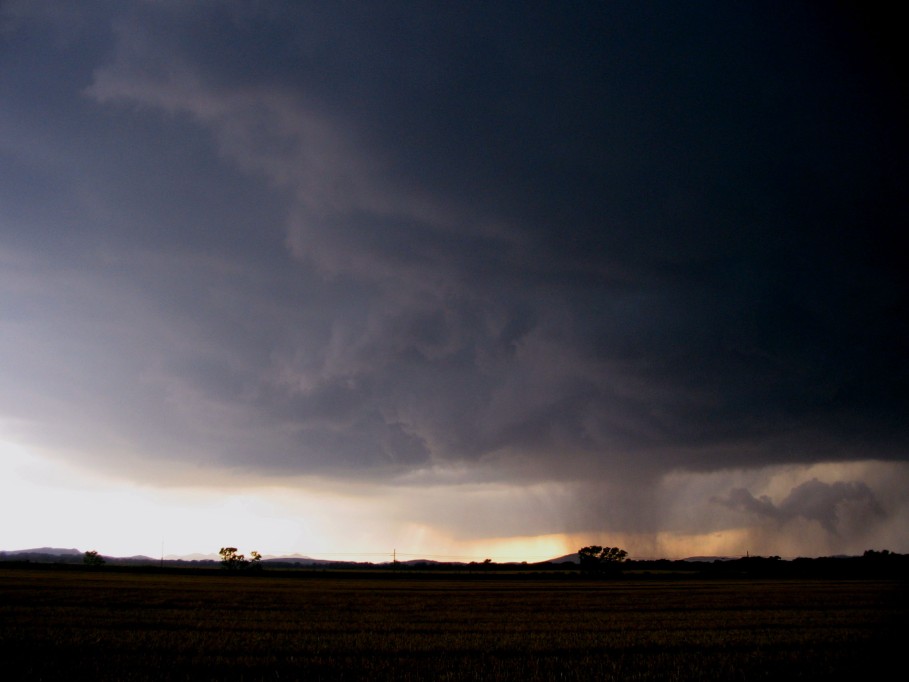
left=1, top=1, right=907, bottom=561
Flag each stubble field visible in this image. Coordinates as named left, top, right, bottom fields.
left=1, top=567, right=906, bottom=680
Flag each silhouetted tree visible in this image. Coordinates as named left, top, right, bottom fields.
left=578, top=545, right=627, bottom=574
left=863, top=549, right=892, bottom=558
left=220, top=547, right=264, bottom=572
left=83, top=550, right=105, bottom=567
left=219, top=547, right=247, bottom=570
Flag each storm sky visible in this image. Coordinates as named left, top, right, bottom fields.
left=1, top=1, right=907, bottom=560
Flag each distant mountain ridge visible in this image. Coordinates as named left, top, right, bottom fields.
left=0, top=548, right=735, bottom=564
left=4, top=549, right=895, bottom=572
left=3, top=547, right=82, bottom=556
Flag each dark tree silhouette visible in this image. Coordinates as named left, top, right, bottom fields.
left=578, top=545, right=627, bottom=574
left=83, top=550, right=105, bottom=566
left=219, top=547, right=263, bottom=572
left=219, top=547, right=247, bottom=570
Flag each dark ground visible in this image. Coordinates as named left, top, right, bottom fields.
left=1, top=565, right=906, bottom=680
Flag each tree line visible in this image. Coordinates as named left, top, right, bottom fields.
left=10, top=546, right=901, bottom=580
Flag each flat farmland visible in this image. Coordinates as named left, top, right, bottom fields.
left=1, top=568, right=906, bottom=680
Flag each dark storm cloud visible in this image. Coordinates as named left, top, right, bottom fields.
left=2, top=1, right=906, bottom=484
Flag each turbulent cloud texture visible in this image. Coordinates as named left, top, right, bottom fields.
left=1, top=2, right=906, bottom=554
left=717, top=479, right=884, bottom=536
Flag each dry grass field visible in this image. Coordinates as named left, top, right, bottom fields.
left=1, top=567, right=906, bottom=680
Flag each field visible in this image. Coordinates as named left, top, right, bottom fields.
left=1, top=567, right=906, bottom=680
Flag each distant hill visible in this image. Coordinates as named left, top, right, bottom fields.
left=546, top=553, right=580, bottom=564
left=262, top=556, right=332, bottom=566
left=547, top=553, right=747, bottom=563
left=0, top=547, right=85, bottom=564
left=4, top=548, right=904, bottom=579
left=168, top=552, right=329, bottom=563
left=4, top=547, right=81, bottom=556
left=169, top=553, right=220, bottom=562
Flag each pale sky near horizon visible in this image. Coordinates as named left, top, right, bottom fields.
left=1, top=2, right=907, bottom=561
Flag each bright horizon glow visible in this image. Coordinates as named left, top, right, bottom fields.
left=0, top=438, right=578, bottom=562
left=5, top=438, right=907, bottom=561
left=0, top=438, right=715, bottom=562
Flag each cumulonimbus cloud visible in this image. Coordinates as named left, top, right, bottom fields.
left=4, top=1, right=907, bottom=496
